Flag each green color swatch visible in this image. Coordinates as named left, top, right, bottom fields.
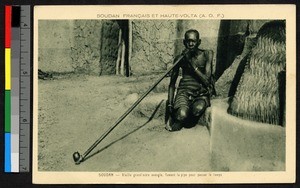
left=5, top=90, right=11, bottom=133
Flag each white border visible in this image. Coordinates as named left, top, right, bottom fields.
left=33, top=5, right=296, bottom=184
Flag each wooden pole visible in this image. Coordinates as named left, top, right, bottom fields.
left=127, top=20, right=132, bottom=77
left=120, top=40, right=125, bottom=76
left=116, top=29, right=122, bottom=75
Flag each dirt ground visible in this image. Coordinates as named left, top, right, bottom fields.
left=38, top=74, right=211, bottom=172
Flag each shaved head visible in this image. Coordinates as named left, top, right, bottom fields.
left=183, top=29, right=201, bottom=50
left=184, top=29, right=200, bottom=40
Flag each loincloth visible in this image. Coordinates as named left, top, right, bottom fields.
left=174, top=78, right=210, bottom=110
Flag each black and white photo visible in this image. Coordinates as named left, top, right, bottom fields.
left=33, top=5, right=296, bottom=184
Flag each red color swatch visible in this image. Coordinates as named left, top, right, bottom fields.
left=5, top=6, right=12, bottom=48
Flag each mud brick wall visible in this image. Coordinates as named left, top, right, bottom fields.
left=130, top=20, right=178, bottom=75
left=38, top=20, right=75, bottom=73
left=70, top=20, right=103, bottom=75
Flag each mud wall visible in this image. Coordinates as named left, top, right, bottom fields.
left=130, top=20, right=220, bottom=76
left=70, top=20, right=103, bottom=75
left=210, top=99, right=285, bottom=171
left=39, top=20, right=265, bottom=76
left=38, top=20, right=75, bottom=73
left=130, top=20, right=178, bottom=75
left=38, top=20, right=119, bottom=75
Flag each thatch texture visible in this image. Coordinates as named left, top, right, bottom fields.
left=215, top=36, right=257, bottom=98
left=228, top=21, right=286, bottom=125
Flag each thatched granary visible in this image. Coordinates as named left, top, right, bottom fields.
left=227, top=21, right=286, bottom=126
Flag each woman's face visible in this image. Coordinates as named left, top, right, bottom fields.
left=184, top=32, right=200, bottom=50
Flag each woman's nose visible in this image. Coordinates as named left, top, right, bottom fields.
left=189, top=42, right=194, bottom=46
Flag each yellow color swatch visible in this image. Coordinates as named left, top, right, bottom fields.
left=5, top=48, right=11, bottom=90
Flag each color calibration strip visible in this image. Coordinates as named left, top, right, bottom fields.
left=5, top=5, right=12, bottom=173
left=5, top=5, right=31, bottom=173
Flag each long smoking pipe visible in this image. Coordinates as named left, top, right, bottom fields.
left=73, top=50, right=188, bottom=164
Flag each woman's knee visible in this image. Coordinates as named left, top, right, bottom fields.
left=192, top=100, right=207, bottom=116
left=176, top=108, right=189, bottom=121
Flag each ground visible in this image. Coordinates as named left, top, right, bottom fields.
left=38, top=74, right=211, bottom=172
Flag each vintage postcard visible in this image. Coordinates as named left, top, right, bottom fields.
left=33, top=5, right=296, bottom=184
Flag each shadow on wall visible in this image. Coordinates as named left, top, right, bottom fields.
left=215, top=20, right=274, bottom=80
left=98, top=20, right=120, bottom=75
left=215, top=20, right=249, bottom=80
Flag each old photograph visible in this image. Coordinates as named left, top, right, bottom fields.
left=33, top=5, right=296, bottom=184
